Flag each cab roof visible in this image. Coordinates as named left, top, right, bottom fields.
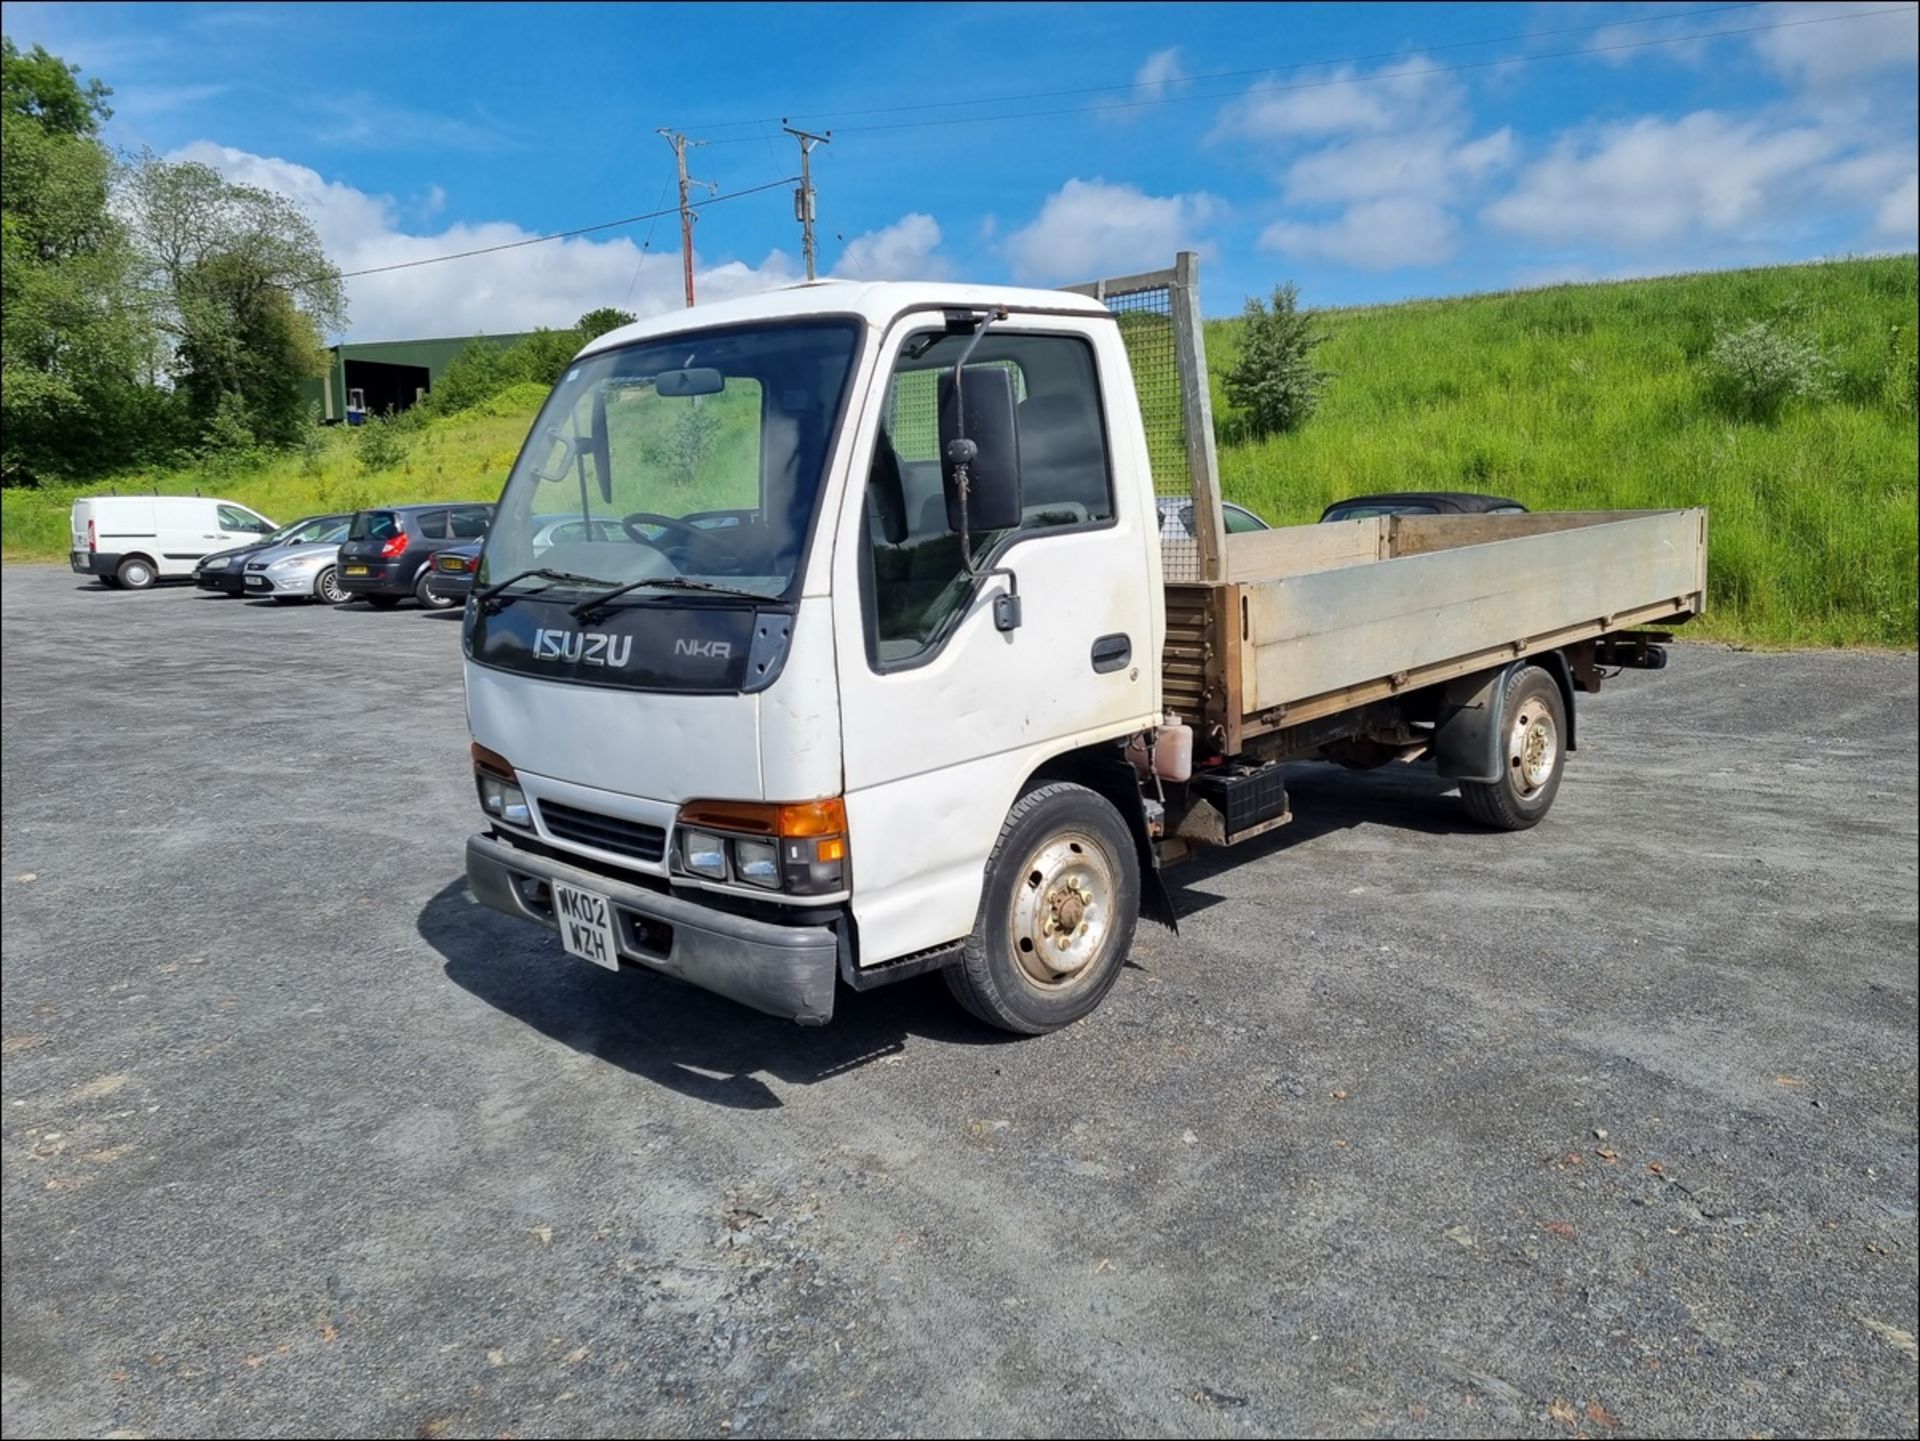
left=576, top=279, right=1112, bottom=360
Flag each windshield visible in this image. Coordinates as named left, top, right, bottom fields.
left=482, top=321, right=860, bottom=601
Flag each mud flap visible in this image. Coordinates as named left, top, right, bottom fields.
left=1098, top=759, right=1178, bottom=934
left=1433, top=656, right=1577, bottom=783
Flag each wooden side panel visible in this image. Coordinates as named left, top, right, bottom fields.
left=1224, top=517, right=1388, bottom=582
left=1388, top=510, right=1667, bottom=557
left=1240, top=510, right=1708, bottom=715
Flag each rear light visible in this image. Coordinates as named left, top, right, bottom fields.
left=466, top=555, right=480, bottom=573
left=87, top=519, right=96, bottom=553
left=380, top=533, right=408, bottom=558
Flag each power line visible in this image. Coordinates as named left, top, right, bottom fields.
left=334, top=176, right=796, bottom=280
left=697, top=4, right=1914, bottom=142
left=689, top=1, right=1770, bottom=137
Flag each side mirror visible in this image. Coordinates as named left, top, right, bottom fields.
left=939, top=366, right=1022, bottom=534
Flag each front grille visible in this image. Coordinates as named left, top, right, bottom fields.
left=538, top=800, right=666, bottom=863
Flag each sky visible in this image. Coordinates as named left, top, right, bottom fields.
left=8, top=1, right=1916, bottom=340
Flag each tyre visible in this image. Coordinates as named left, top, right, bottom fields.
left=363, top=594, right=401, bottom=610
left=115, top=556, right=156, bottom=590
left=1460, top=664, right=1567, bottom=831
left=415, top=570, right=456, bottom=610
left=944, top=782, right=1140, bottom=1035
left=314, top=566, right=348, bottom=605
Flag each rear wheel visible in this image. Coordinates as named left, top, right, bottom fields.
left=1460, top=664, right=1566, bottom=830
left=314, top=566, right=347, bottom=605
left=416, top=570, right=456, bottom=610
left=115, top=556, right=156, bottom=590
left=363, top=594, right=401, bottom=610
left=944, top=782, right=1140, bottom=1035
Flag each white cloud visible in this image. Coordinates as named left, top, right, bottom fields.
left=1211, top=58, right=1458, bottom=143
left=169, top=142, right=806, bottom=341
left=1751, top=1, right=1920, bottom=95
left=1260, top=198, right=1459, bottom=270
left=1879, top=172, right=1920, bottom=242
left=1284, top=127, right=1515, bottom=205
left=1135, top=47, right=1186, bottom=101
left=1482, top=112, right=1843, bottom=248
left=1002, top=179, right=1221, bottom=284
left=831, top=213, right=949, bottom=280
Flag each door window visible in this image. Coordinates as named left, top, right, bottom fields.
left=415, top=509, right=451, bottom=540
left=217, top=504, right=273, bottom=534
left=863, top=331, right=1111, bottom=666
left=449, top=507, right=491, bottom=539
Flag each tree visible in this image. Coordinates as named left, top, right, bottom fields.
left=120, top=152, right=346, bottom=447
left=1223, top=282, right=1330, bottom=440
left=2, top=37, right=111, bottom=136
left=1, top=37, right=159, bottom=484
left=576, top=306, right=636, bottom=342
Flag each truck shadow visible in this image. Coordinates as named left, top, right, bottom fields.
left=1164, top=761, right=1489, bottom=904
left=417, top=877, right=1002, bottom=1110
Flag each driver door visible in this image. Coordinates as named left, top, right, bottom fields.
left=829, top=312, right=1160, bottom=966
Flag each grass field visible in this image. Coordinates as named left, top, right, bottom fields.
left=4, top=258, right=1913, bottom=646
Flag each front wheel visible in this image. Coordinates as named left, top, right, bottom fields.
left=1459, top=664, right=1566, bottom=830
left=314, top=566, right=347, bottom=605
left=944, top=782, right=1140, bottom=1035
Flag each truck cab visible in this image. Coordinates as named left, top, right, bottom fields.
left=464, top=281, right=1162, bottom=1029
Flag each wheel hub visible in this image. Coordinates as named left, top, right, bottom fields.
left=1509, top=706, right=1558, bottom=795
left=1008, top=833, right=1114, bottom=987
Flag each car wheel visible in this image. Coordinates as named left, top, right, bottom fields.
left=415, top=569, right=457, bottom=610
left=363, top=594, right=401, bottom=610
left=1459, top=665, right=1567, bottom=830
left=115, top=556, right=156, bottom=590
left=314, top=566, right=347, bottom=605
left=943, top=782, right=1140, bottom=1035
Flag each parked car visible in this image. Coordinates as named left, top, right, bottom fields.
left=241, top=516, right=356, bottom=604
left=1156, top=496, right=1270, bottom=540
left=70, top=496, right=277, bottom=590
left=335, top=503, right=493, bottom=609
left=424, top=541, right=482, bottom=606
left=1320, top=491, right=1528, bottom=522
left=531, top=514, right=627, bottom=552
left=196, top=512, right=354, bottom=596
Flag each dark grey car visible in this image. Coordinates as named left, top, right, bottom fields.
left=335, top=503, right=493, bottom=609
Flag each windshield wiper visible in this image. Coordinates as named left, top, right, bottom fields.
left=570, top=575, right=764, bottom=619
left=475, top=567, right=611, bottom=610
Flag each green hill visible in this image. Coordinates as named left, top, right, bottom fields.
left=4, top=257, right=1913, bottom=647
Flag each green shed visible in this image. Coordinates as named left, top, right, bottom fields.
left=302, top=332, right=535, bottom=422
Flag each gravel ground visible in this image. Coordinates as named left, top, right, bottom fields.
left=2, top=564, right=1915, bottom=1440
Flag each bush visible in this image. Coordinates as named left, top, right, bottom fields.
left=356, top=414, right=408, bottom=474
left=198, top=392, right=262, bottom=477
left=1223, top=283, right=1330, bottom=440
left=1704, top=320, right=1830, bottom=421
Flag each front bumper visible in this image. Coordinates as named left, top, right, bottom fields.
left=199, top=567, right=247, bottom=593
left=466, top=832, right=839, bottom=1025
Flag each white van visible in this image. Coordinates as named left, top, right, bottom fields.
left=69, top=496, right=278, bottom=589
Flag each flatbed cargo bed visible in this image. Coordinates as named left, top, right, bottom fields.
left=1164, top=508, right=1708, bottom=757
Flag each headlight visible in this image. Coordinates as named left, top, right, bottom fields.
left=671, top=798, right=848, bottom=895
left=478, top=774, right=531, bottom=827
left=731, top=837, right=780, bottom=888
left=680, top=829, right=728, bottom=880
left=204, top=558, right=228, bottom=570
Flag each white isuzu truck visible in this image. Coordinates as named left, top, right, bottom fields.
left=462, top=255, right=1707, bottom=1033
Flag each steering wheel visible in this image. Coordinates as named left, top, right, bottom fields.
left=620, top=511, right=710, bottom=551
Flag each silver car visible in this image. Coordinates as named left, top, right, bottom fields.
left=241, top=517, right=355, bottom=604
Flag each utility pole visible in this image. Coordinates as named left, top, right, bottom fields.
left=657, top=129, right=715, bottom=307
left=781, top=121, right=831, bottom=282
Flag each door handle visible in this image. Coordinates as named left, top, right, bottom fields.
left=1090, top=633, right=1131, bottom=673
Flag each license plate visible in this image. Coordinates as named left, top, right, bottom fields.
left=344, top=564, right=369, bottom=576
left=246, top=575, right=267, bottom=586
left=551, top=881, right=619, bottom=970
left=438, top=556, right=464, bottom=572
